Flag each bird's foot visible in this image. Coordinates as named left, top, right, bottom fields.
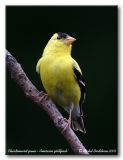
left=39, top=92, right=49, bottom=102
left=67, top=115, right=72, bottom=128
left=61, top=118, right=71, bottom=134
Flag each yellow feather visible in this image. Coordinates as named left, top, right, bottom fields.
left=36, top=33, right=82, bottom=108
left=36, top=33, right=86, bottom=133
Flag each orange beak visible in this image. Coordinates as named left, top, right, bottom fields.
left=64, top=36, right=76, bottom=45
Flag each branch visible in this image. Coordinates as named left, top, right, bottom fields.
left=6, top=49, right=89, bottom=155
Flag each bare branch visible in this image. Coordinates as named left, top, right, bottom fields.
left=6, top=49, right=89, bottom=155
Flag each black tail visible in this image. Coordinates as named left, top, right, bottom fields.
left=72, top=116, right=86, bottom=133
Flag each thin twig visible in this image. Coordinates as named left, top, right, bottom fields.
left=6, top=49, right=89, bottom=155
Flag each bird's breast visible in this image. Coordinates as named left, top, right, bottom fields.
left=39, top=56, right=81, bottom=106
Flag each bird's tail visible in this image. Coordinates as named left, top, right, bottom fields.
left=72, top=116, right=86, bottom=133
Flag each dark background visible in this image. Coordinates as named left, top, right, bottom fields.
left=6, top=6, right=118, bottom=155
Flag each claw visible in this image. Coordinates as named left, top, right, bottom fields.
left=61, top=117, right=71, bottom=134
left=39, top=93, right=49, bottom=102
left=61, top=108, right=73, bottom=133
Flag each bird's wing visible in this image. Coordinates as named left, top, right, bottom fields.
left=73, top=64, right=86, bottom=116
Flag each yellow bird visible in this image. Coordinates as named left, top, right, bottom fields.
left=36, top=32, right=86, bottom=133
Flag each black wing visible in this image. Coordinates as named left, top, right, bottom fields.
left=73, top=65, right=86, bottom=116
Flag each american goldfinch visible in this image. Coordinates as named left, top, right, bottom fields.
left=36, top=32, right=86, bottom=133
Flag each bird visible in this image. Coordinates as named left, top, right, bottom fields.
left=36, top=32, right=86, bottom=133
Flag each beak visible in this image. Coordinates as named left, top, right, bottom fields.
left=64, top=36, right=76, bottom=45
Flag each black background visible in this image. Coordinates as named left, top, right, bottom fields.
left=6, top=6, right=118, bottom=155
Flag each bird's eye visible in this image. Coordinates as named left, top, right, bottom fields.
left=57, top=32, right=68, bottom=40
left=57, top=32, right=62, bottom=39
left=57, top=35, right=62, bottom=39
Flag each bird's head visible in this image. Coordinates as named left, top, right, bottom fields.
left=42, top=32, right=76, bottom=56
